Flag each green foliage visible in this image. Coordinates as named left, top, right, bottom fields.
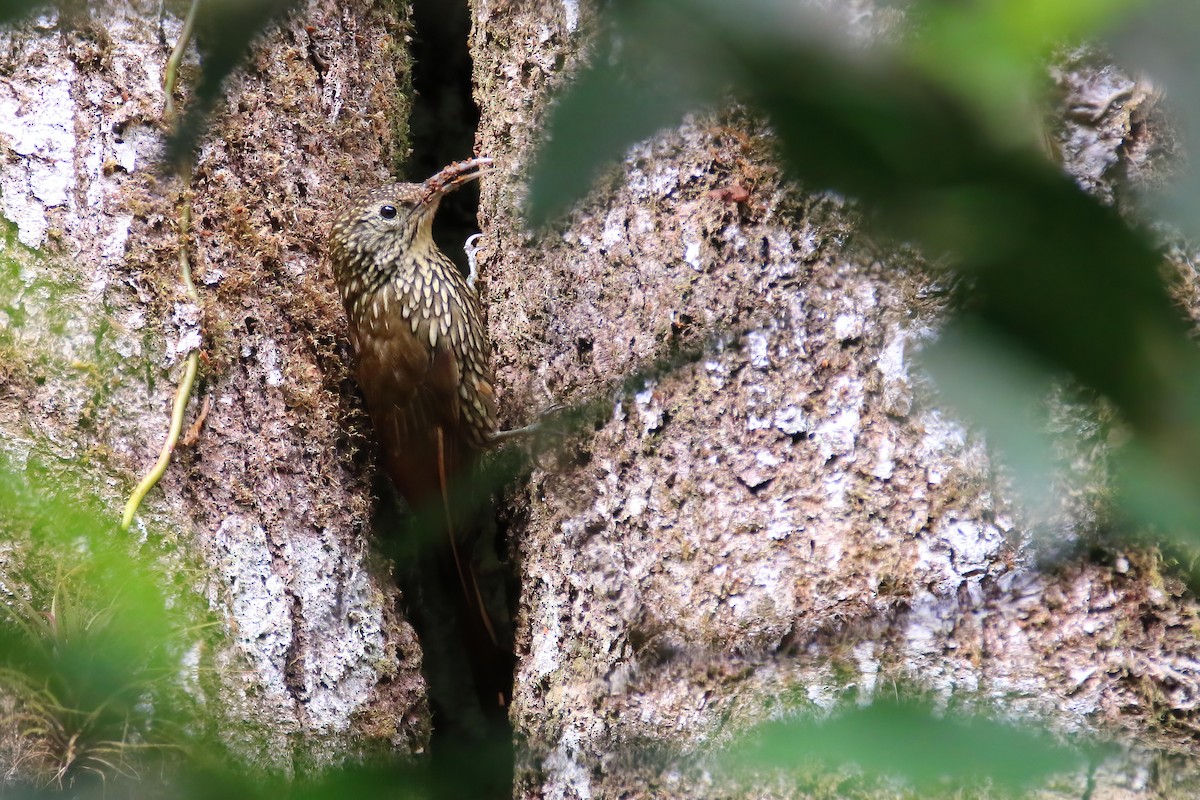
left=0, top=575, right=169, bottom=786
left=1108, top=1, right=1200, bottom=234
left=0, top=454, right=194, bottom=788
left=528, top=0, right=1200, bottom=540
left=0, top=0, right=50, bottom=25
left=0, top=453, right=514, bottom=795
left=722, top=699, right=1101, bottom=793
left=908, top=0, right=1144, bottom=137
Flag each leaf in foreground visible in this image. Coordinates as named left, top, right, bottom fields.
left=722, top=701, right=1096, bottom=790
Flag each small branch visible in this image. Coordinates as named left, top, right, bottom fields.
left=120, top=0, right=203, bottom=532
left=163, top=0, right=201, bottom=123
left=180, top=395, right=212, bottom=447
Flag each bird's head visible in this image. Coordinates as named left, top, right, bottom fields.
left=329, top=157, right=493, bottom=296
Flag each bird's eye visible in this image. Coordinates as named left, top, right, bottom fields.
left=379, top=205, right=397, bottom=219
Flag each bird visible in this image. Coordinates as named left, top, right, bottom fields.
left=328, top=157, right=500, bottom=510
left=328, top=158, right=520, bottom=731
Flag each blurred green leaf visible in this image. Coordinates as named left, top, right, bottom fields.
left=525, top=3, right=728, bottom=227
left=920, top=321, right=1062, bottom=516
left=908, top=0, right=1148, bottom=141
left=0, top=0, right=47, bottom=24
left=723, top=699, right=1097, bottom=790
left=1110, top=0, right=1200, bottom=236
left=528, top=0, right=1200, bottom=542
left=0, top=453, right=196, bottom=788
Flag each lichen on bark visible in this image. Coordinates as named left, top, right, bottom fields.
left=468, top=2, right=1200, bottom=798
left=0, top=0, right=429, bottom=776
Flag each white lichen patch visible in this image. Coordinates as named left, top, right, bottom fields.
left=169, top=302, right=203, bottom=363
left=0, top=56, right=76, bottom=248
left=832, top=312, right=862, bottom=342
left=543, top=727, right=593, bottom=800
left=623, top=478, right=652, bottom=518
left=599, top=207, right=623, bottom=250
left=877, top=327, right=913, bottom=415
left=560, top=0, right=579, bottom=33
left=290, top=532, right=385, bottom=733
left=259, top=336, right=284, bottom=387
left=871, top=430, right=896, bottom=479
left=853, top=641, right=879, bottom=703
left=207, top=518, right=393, bottom=741
left=633, top=381, right=664, bottom=434
left=704, top=358, right=728, bottom=390
left=916, top=515, right=1005, bottom=595
left=766, top=499, right=795, bottom=540
left=101, top=213, right=135, bottom=268
left=529, top=577, right=566, bottom=680
left=772, top=404, right=808, bottom=436
left=917, top=408, right=973, bottom=479
left=813, top=374, right=864, bottom=461
left=745, top=329, right=771, bottom=369
left=212, top=515, right=295, bottom=711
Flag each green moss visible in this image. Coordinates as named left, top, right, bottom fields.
left=383, top=0, right=414, bottom=172
left=0, top=214, right=156, bottom=449
left=0, top=446, right=221, bottom=787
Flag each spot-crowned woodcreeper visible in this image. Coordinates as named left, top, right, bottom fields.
left=328, top=157, right=512, bottom=657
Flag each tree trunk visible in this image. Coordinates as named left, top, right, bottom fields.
left=1, top=0, right=1198, bottom=796
left=0, top=0, right=425, bottom=773
left=470, top=2, right=1200, bottom=798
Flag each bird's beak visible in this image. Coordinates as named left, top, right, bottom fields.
left=420, top=157, right=494, bottom=205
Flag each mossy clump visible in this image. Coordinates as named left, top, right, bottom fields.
left=0, top=452, right=208, bottom=790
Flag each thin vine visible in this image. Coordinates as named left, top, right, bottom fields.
left=120, top=0, right=203, bottom=532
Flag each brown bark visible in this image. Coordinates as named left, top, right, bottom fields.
left=469, top=3, right=1200, bottom=799
left=2, top=0, right=1199, bottom=796
left=0, top=0, right=425, bottom=772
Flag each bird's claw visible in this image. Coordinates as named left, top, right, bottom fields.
left=490, top=403, right=571, bottom=469
left=464, top=233, right=484, bottom=289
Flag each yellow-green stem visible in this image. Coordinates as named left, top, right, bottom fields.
left=163, top=0, right=200, bottom=123
left=120, top=350, right=199, bottom=531
left=120, top=0, right=202, bottom=531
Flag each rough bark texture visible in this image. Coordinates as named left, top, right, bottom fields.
left=469, top=3, right=1200, bottom=799
left=0, top=0, right=425, bottom=773
left=3, top=0, right=1200, bottom=797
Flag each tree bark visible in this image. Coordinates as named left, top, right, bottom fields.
left=2, top=0, right=1199, bottom=797
left=470, top=3, right=1200, bottom=798
left=0, top=0, right=425, bottom=773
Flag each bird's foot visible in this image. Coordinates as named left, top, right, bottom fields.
left=490, top=403, right=567, bottom=445
left=464, top=233, right=484, bottom=289
left=493, top=404, right=569, bottom=470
